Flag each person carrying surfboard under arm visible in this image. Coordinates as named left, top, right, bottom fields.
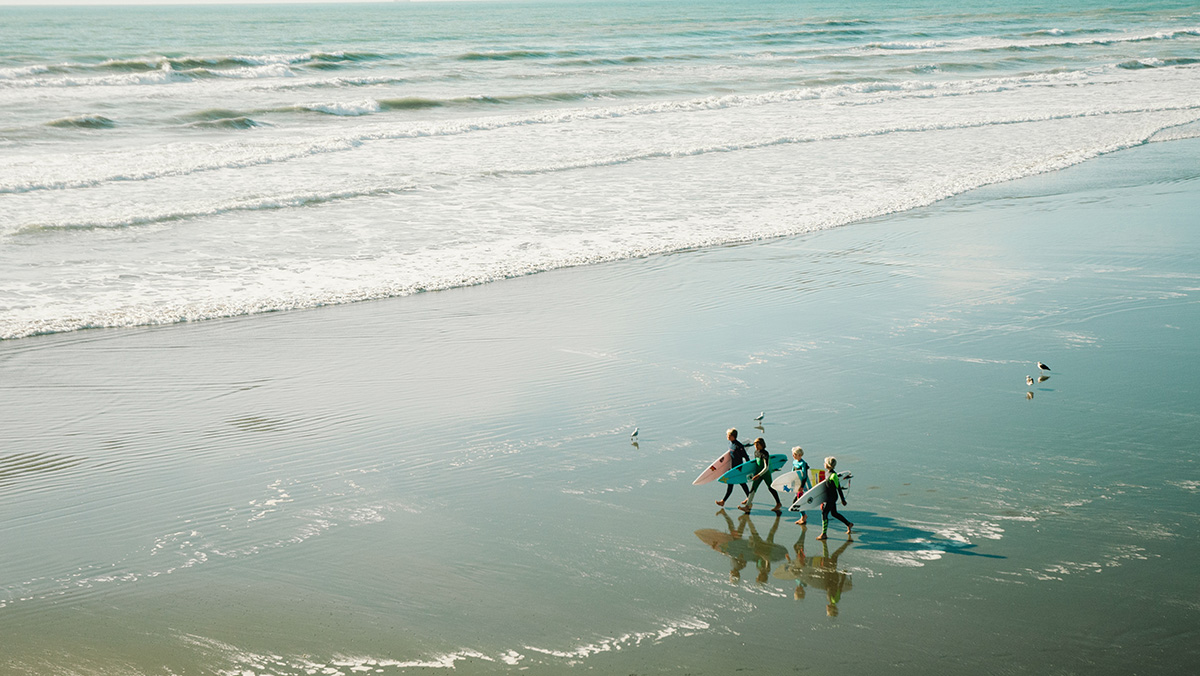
left=716, top=428, right=752, bottom=507
left=790, top=446, right=812, bottom=526
left=815, top=456, right=853, bottom=540
left=740, top=438, right=783, bottom=514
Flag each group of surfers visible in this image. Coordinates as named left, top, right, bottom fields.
left=716, top=428, right=853, bottom=540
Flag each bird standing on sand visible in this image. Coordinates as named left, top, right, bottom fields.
left=1037, top=361, right=1051, bottom=372
left=754, top=412, right=764, bottom=422
left=1026, top=375, right=1034, bottom=386
left=631, top=427, right=639, bottom=440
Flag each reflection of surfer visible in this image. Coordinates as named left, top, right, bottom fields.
left=696, top=511, right=785, bottom=585
left=720, top=510, right=749, bottom=583
left=784, top=525, right=809, bottom=599
left=694, top=509, right=749, bottom=583
left=776, top=531, right=852, bottom=613
left=716, top=428, right=751, bottom=507
left=816, top=456, right=853, bottom=541
left=818, top=539, right=852, bottom=616
left=743, top=511, right=783, bottom=584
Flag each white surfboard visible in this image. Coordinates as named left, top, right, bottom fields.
left=770, top=469, right=805, bottom=496
left=692, top=451, right=734, bottom=485
left=789, top=471, right=852, bottom=512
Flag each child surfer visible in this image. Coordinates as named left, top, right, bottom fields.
left=740, top=437, right=783, bottom=514
left=716, top=428, right=751, bottom=507
left=790, top=446, right=811, bottom=526
left=815, top=456, right=853, bottom=540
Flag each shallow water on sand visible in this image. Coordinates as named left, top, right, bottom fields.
left=2, top=139, right=1199, bottom=674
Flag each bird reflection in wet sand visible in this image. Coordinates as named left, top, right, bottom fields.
left=1038, top=375, right=1050, bottom=383
left=1026, top=391, right=1034, bottom=400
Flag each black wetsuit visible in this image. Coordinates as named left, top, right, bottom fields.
left=821, top=472, right=853, bottom=534
left=720, top=439, right=751, bottom=502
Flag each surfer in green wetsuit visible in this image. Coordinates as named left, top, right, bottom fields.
left=816, top=456, right=853, bottom=540
left=739, top=438, right=783, bottom=514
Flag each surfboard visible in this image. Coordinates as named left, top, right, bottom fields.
left=770, top=469, right=810, bottom=497
left=718, top=453, right=788, bottom=484
left=788, top=471, right=852, bottom=511
left=805, top=468, right=850, bottom=490
left=692, top=451, right=734, bottom=485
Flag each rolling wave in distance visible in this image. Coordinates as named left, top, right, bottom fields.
left=1, top=0, right=1199, bottom=340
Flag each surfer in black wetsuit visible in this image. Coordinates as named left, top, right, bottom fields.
left=815, top=456, right=853, bottom=540
left=716, top=428, right=751, bottom=507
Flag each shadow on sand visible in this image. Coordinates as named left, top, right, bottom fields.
left=845, top=510, right=1006, bottom=560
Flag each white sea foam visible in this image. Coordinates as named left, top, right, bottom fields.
left=299, top=98, right=384, bottom=116
left=1, top=66, right=1190, bottom=196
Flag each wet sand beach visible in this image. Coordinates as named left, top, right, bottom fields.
left=2, top=138, right=1199, bottom=674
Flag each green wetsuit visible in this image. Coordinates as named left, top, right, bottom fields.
left=745, top=450, right=781, bottom=508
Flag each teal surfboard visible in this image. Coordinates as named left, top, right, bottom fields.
left=718, top=453, right=787, bottom=484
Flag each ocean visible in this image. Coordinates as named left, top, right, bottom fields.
left=3, top=3, right=1200, bottom=675
left=2, top=0, right=1198, bottom=339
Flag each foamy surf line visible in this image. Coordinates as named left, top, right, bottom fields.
left=180, top=618, right=715, bottom=675
left=0, top=65, right=1163, bottom=194
left=6, top=122, right=1200, bottom=341
left=13, top=103, right=1199, bottom=235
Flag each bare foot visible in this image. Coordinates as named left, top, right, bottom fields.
left=795, top=519, right=807, bottom=527
left=846, top=523, right=854, bottom=534
left=739, top=505, right=752, bottom=514
left=771, top=504, right=782, bottom=514
left=715, top=500, right=725, bottom=506
left=797, top=516, right=807, bottom=525
left=815, top=533, right=827, bottom=540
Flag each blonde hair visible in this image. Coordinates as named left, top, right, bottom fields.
left=791, top=446, right=803, bottom=457
left=824, top=456, right=837, bottom=470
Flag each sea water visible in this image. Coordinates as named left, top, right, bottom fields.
left=3, top=3, right=1200, bottom=675
left=2, top=0, right=1199, bottom=339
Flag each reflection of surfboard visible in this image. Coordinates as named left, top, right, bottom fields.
left=695, top=529, right=786, bottom=562
left=722, top=537, right=787, bottom=562
left=773, top=565, right=806, bottom=581
left=773, top=560, right=853, bottom=591
left=789, top=472, right=852, bottom=511
left=719, top=454, right=787, bottom=484
left=693, top=451, right=734, bottom=485
left=695, top=528, right=738, bottom=551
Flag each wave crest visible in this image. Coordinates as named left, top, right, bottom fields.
left=45, top=115, right=116, bottom=129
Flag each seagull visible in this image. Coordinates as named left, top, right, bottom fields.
left=754, top=412, right=764, bottom=422
left=630, top=427, right=639, bottom=439
left=1037, top=361, right=1051, bottom=371
left=1026, top=375, right=1034, bottom=386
